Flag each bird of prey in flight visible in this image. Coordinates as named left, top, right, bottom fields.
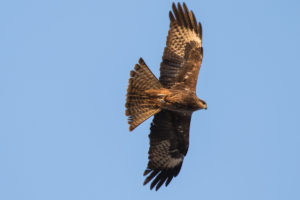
left=125, top=2, right=207, bottom=190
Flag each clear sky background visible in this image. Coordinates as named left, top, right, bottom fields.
left=1, top=0, right=300, bottom=199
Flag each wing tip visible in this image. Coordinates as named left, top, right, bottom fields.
left=169, top=2, right=202, bottom=38
left=169, top=11, right=175, bottom=22
left=143, top=163, right=183, bottom=191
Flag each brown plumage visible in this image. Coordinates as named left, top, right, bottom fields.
left=125, top=2, right=207, bottom=190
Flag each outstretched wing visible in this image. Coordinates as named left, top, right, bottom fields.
left=159, top=2, right=203, bottom=91
left=143, top=110, right=192, bottom=190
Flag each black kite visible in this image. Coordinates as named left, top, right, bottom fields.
left=125, top=2, right=207, bottom=190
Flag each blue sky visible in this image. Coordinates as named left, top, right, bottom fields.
left=1, top=0, right=300, bottom=199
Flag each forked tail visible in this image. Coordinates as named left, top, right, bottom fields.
left=125, top=58, right=162, bottom=131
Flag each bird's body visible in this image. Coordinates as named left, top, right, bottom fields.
left=145, top=88, right=206, bottom=112
left=125, top=2, right=207, bottom=190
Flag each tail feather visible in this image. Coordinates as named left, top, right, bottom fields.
left=126, top=58, right=162, bottom=131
